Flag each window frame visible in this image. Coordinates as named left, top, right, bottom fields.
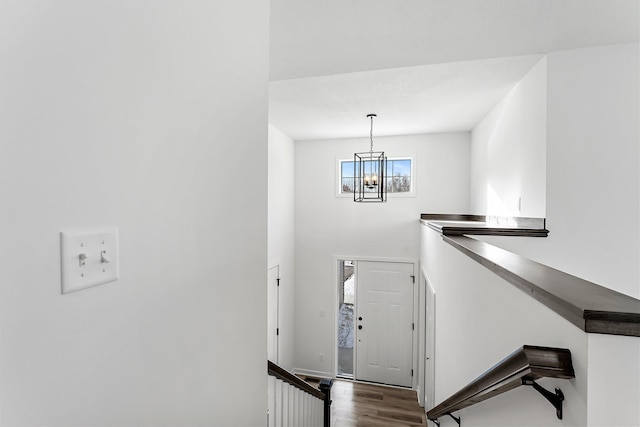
left=336, top=156, right=416, bottom=198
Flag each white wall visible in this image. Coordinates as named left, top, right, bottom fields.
left=294, top=133, right=470, bottom=376
left=268, top=125, right=296, bottom=370
left=422, top=226, right=588, bottom=426
left=586, top=334, right=640, bottom=427
left=470, top=57, right=547, bottom=217
left=465, top=43, right=639, bottom=426
left=479, top=43, right=639, bottom=299
left=544, top=43, right=639, bottom=298
left=0, top=2, right=268, bottom=425
left=545, top=43, right=639, bottom=427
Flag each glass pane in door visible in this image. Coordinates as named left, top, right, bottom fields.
left=337, top=260, right=355, bottom=377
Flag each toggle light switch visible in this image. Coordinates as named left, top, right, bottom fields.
left=78, top=253, right=88, bottom=266
left=60, top=227, right=119, bottom=294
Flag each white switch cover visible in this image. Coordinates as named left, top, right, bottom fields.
left=60, top=227, right=119, bottom=294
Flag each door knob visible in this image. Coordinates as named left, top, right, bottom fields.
left=358, top=325, right=363, bottom=330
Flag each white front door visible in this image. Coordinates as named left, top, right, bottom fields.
left=356, top=261, right=414, bottom=387
left=267, top=266, right=279, bottom=363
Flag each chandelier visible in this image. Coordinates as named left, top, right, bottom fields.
left=354, top=114, right=387, bottom=202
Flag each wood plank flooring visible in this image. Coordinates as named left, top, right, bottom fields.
left=302, top=378, right=427, bottom=427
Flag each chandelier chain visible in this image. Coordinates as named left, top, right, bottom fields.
left=370, top=114, right=374, bottom=153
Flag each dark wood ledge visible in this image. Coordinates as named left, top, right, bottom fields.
left=443, top=235, right=640, bottom=337
left=427, top=345, right=575, bottom=422
left=268, top=360, right=326, bottom=400
left=421, top=213, right=487, bottom=222
left=420, top=213, right=548, bottom=237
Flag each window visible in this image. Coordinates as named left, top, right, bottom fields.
left=339, top=157, right=413, bottom=196
left=337, top=260, right=354, bottom=378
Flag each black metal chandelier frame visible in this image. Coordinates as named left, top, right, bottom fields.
left=354, top=114, right=387, bottom=202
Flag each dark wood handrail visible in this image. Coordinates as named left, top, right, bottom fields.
left=443, top=235, right=640, bottom=337
left=267, top=360, right=326, bottom=401
left=420, top=213, right=640, bottom=337
left=427, top=345, right=575, bottom=423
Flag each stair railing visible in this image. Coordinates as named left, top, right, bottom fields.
left=267, top=360, right=332, bottom=427
left=427, top=345, right=575, bottom=426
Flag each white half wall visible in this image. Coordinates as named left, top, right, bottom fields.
left=587, top=333, right=640, bottom=427
left=470, top=56, right=547, bottom=217
left=0, top=2, right=268, bottom=425
left=294, top=132, right=470, bottom=376
left=479, top=43, right=639, bottom=299
left=268, top=124, right=296, bottom=370
left=421, top=225, right=588, bottom=426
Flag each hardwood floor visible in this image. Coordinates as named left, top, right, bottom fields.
left=303, top=378, right=427, bottom=427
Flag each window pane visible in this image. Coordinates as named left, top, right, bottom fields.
left=342, top=161, right=355, bottom=178
left=342, top=177, right=354, bottom=193
left=340, top=158, right=412, bottom=194
left=392, top=159, right=411, bottom=176
left=385, top=159, right=412, bottom=193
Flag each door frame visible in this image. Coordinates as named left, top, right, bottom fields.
left=423, top=271, right=436, bottom=411
left=417, top=270, right=426, bottom=406
left=267, top=264, right=280, bottom=364
left=333, top=255, right=419, bottom=388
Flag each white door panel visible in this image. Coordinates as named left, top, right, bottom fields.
left=356, top=261, right=414, bottom=387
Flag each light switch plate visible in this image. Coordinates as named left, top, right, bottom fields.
left=60, top=227, right=119, bottom=294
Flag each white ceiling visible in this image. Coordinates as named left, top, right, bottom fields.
left=269, top=55, right=545, bottom=140
left=269, top=0, right=639, bottom=141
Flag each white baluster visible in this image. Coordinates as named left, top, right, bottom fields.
left=297, top=391, right=302, bottom=427
left=274, top=378, right=283, bottom=427
left=317, top=394, right=322, bottom=426
left=268, top=376, right=276, bottom=427
left=317, top=397, right=323, bottom=426
left=288, top=384, right=295, bottom=426
left=303, top=391, right=308, bottom=426
left=298, top=389, right=304, bottom=426
left=302, top=393, right=308, bottom=426
left=294, top=388, right=300, bottom=426
left=282, top=383, right=289, bottom=427
left=312, top=397, right=318, bottom=427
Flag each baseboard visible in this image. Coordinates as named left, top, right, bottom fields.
left=293, top=368, right=333, bottom=379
